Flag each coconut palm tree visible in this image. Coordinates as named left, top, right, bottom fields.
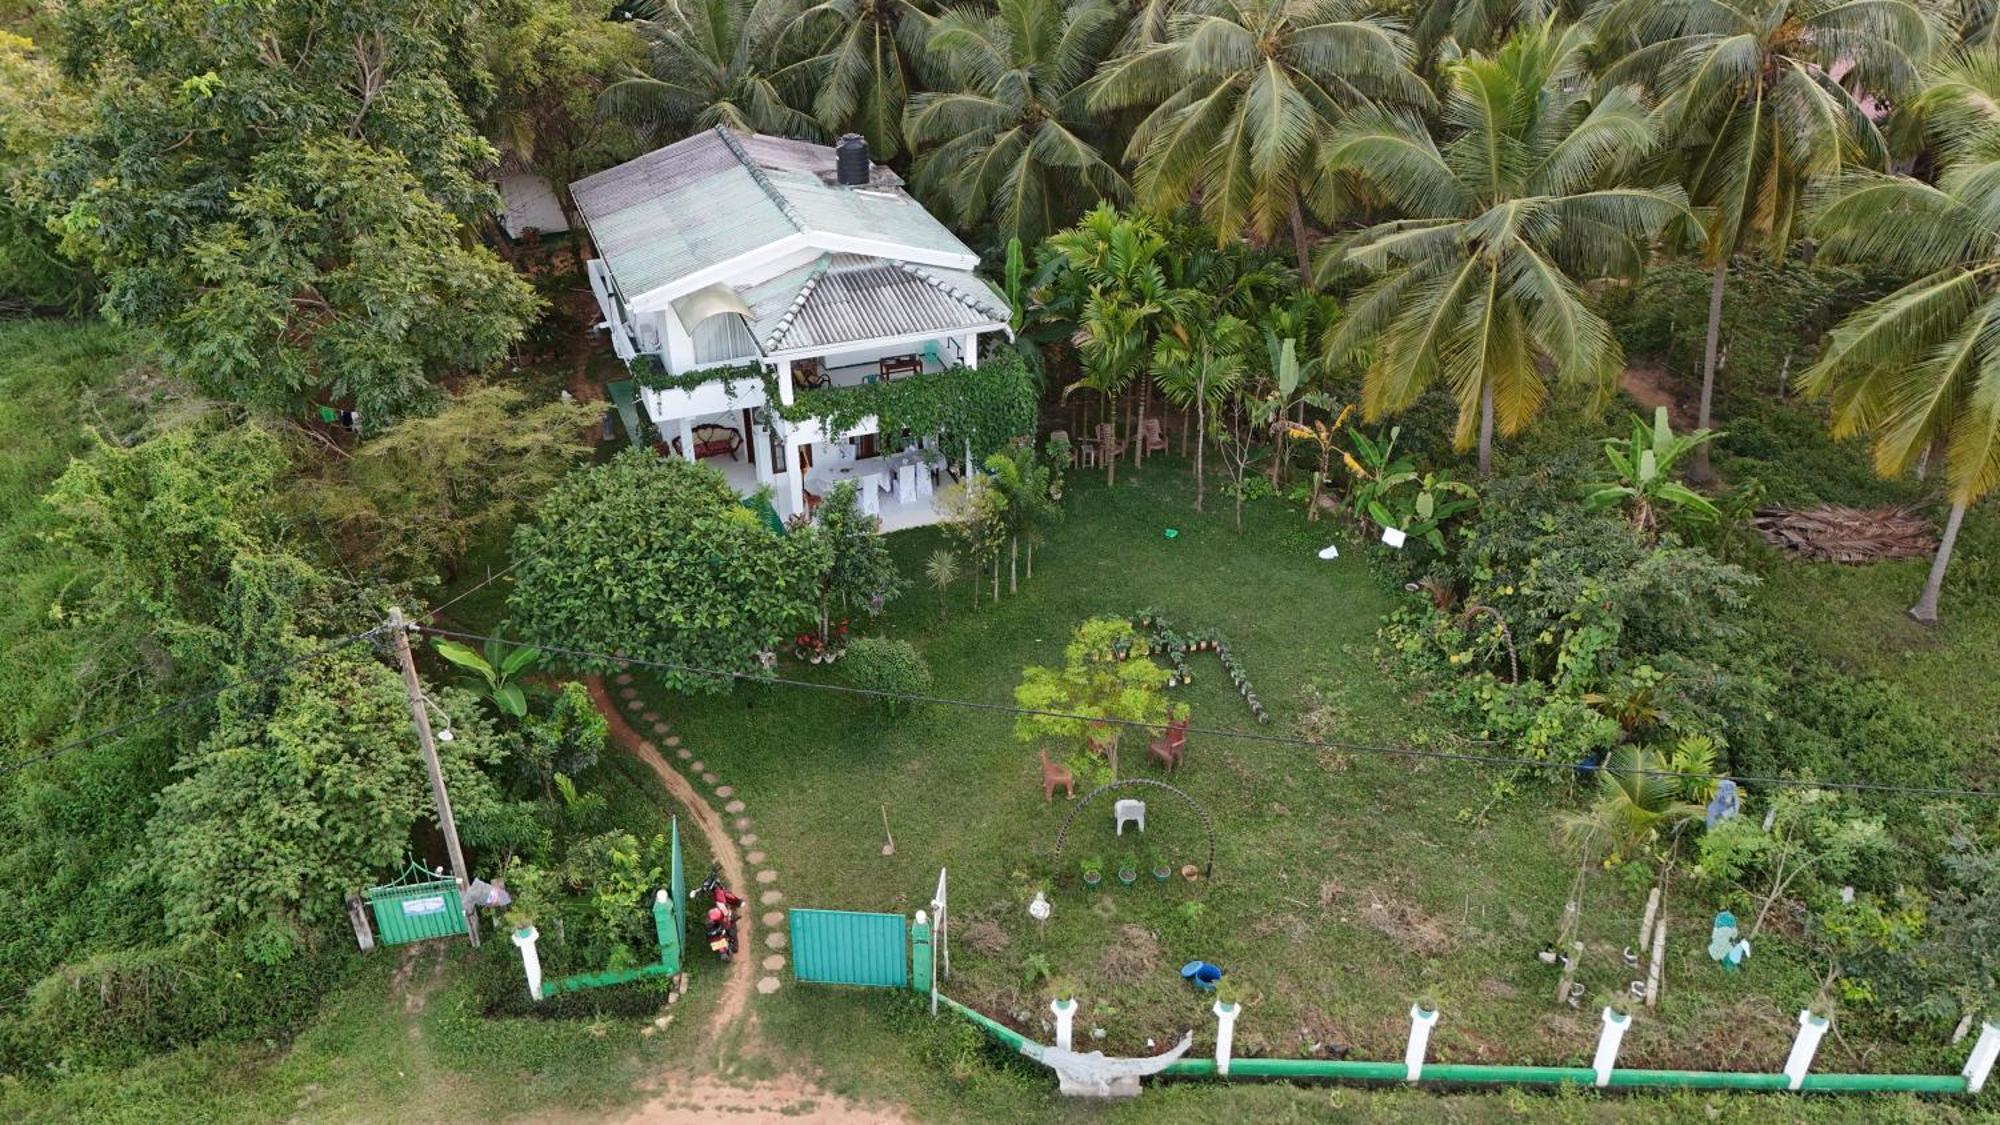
left=902, top=0, right=1131, bottom=250
left=1598, top=0, right=1939, bottom=481
left=601, top=0, right=823, bottom=139
left=1411, top=0, right=1579, bottom=65
left=1318, top=21, right=1686, bottom=475
left=1085, top=0, right=1430, bottom=285
left=780, top=0, right=932, bottom=159
left=1799, top=134, right=2000, bottom=623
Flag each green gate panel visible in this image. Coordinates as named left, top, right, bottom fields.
left=790, top=909, right=907, bottom=988
left=368, top=880, right=467, bottom=946
left=669, top=819, right=687, bottom=940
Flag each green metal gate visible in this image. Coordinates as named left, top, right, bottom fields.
left=789, top=909, right=908, bottom=988
left=366, top=861, right=468, bottom=946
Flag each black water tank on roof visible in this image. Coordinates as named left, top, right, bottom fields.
left=835, top=134, right=870, bottom=186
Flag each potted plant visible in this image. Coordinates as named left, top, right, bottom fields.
left=1213, top=977, right=1241, bottom=1010
left=1080, top=856, right=1103, bottom=891
left=1151, top=850, right=1172, bottom=883
left=1116, top=853, right=1139, bottom=886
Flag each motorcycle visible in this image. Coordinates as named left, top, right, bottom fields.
left=691, top=864, right=744, bottom=962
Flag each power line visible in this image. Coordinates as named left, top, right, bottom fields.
left=0, top=628, right=385, bottom=777
left=420, top=625, right=2000, bottom=803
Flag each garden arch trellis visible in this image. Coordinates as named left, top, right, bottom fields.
left=1053, top=778, right=1216, bottom=878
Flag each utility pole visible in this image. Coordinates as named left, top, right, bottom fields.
left=387, top=607, right=480, bottom=946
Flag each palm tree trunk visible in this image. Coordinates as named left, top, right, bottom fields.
left=992, top=555, right=1000, bottom=603
left=1290, top=196, right=1315, bottom=292
left=1909, top=499, right=1968, bottom=624
left=1009, top=536, right=1019, bottom=595
left=1691, top=260, right=1728, bottom=483
left=1026, top=541, right=1034, bottom=580
left=1477, top=380, right=1496, bottom=477
left=1106, top=393, right=1118, bottom=487
left=1193, top=380, right=1207, bottom=512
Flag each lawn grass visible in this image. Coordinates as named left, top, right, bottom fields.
left=620, top=457, right=1972, bottom=1118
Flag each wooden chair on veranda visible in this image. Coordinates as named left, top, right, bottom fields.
left=1138, top=417, right=1167, bottom=453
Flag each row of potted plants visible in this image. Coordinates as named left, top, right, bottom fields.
left=1132, top=611, right=1270, bottom=724
left=1078, top=852, right=1176, bottom=889
left=792, top=619, right=853, bottom=663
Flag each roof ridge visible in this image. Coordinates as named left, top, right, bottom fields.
left=896, top=261, right=1009, bottom=322
left=760, top=254, right=833, bottom=352
left=713, top=126, right=806, bottom=235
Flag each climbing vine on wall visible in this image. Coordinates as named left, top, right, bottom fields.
left=774, top=351, right=1036, bottom=461
left=630, top=356, right=766, bottom=396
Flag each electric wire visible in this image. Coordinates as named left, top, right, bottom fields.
left=419, top=625, right=2000, bottom=803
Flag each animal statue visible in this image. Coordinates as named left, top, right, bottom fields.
left=1148, top=718, right=1188, bottom=772
left=1040, top=749, right=1075, bottom=802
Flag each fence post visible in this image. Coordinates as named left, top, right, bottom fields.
left=1405, top=1003, right=1438, bottom=1082
left=346, top=892, right=375, bottom=952
left=1050, top=997, right=1077, bottom=1052
left=1964, top=1020, right=2000, bottom=1094
left=911, top=911, right=933, bottom=997
left=651, top=890, right=678, bottom=972
left=1593, top=1007, right=1631, bottom=1087
left=1783, top=1010, right=1829, bottom=1090
left=1213, top=999, right=1241, bottom=1077
left=512, top=925, right=543, bottom=1001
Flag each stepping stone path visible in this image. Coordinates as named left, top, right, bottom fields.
left=762, top=954, right=786, bottom=971
left=615, top=673, right=633, bottom=686
left=746, top=851, right=766, bottom=864
left=762, top=911, right=784, bottom=927
left=715, top=786, right=734, bottom=798
left=725, top=800, right=746, bottom=815
left=734, top=816, right=751, bottom=831
left=664, top=736, right=680, bottom=747
left=757, top=977, right=781, bottom=995
left=766, top=930, right=787, bottom=949
left=755, top=869, right=778, bottom=883
left=761, top=890, right=783, bottom=905
left=642, top=710, right=659, bottom=723
left=652, top=722, right=669, bottom=735
left=701, top=772, right=718, bottom=785
left=689, top=760, right=705, bottom=772
left=739, top=834, right=757, bottom=846
left=619, top=686, right=638, bottom=700
left=677, top=749, right=692, bottom=761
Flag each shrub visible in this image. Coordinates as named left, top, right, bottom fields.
left=844, top=638, right=933, bottom=718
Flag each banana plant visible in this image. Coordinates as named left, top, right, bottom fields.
left=434, top=635, right=543, bottom=719
left=1367, top=470, right=1480, bottom=553
left=1584, top=407, right=1721, bottom=539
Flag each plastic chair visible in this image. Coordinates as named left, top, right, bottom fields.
left=1114, top=799, right=1146, bottom=835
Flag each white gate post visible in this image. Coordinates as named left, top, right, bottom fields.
left=1964, top=1020, right=2000, bottom=1093
left=512, top=925, right=543, bottom=1001
left=1405, top=1003, right=1438, bottom=1081
left=1213, top=999, right=1241, bottom=1076
left=1050, top=997, right=1077, bottom=1052
left=1782, top=1009, right=1829, bottom=1090
left=1593, top=1007, right=1631, bottom=1087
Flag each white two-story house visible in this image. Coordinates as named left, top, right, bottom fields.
left=571, top=126, right=1013, bottom=529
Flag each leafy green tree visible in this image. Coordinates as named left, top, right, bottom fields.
left=1584, top=406, right=1722, bottom=539
left=904, top=0, right=1129, bottom=250
left=938, top=473, right=1009, bottom=605
left=333, top=382, right=599, bottom=580
left=806, top=480, right=903, bottom=642
left=148, top=643, right=507, bottom=938
left=843, top=636, right=933, bottom=717
left=1015, top=617, right=1172, bottom=780
left=508, top=452, right=830, bottom=692
left=434, top=634, right=544, bottom=719
left=1599, top=0, right=1937, bottom=481
left=1087, top=0, right=1429, bottom=283
left=985, top=442, right=1061, bottom=592
left=50, top=0, right=538, bottom=422
left=516, top=681, right=607, bottom=799
left=1154, top=314, right=1250, bottom=511
left=782, top=0, right=931, bottom=159
left=1320, top=22, right=1685, bottom=475
left=0, top=30, right=90, bottom=313
left=1560, top=740, right=1712, bottom=865
left=1801, top=138, right=2000, bottom=622
left=602, top=0, right=821, bottom=139
left=482, top=0, right=645, bottom=247
left=1039, top=205, right=1187, bottom=484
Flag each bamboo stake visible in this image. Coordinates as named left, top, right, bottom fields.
left=1645, top=918, right=1667, bottom=1009
left=1638, top=886, right=1661, bottom=955
left=880, top=804, right=896, bottom=856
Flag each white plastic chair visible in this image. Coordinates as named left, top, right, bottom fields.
left=1114, top=799, right=1146, bottom=836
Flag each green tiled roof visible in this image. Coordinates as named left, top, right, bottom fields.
left=571, top=128, right=977, bottom=301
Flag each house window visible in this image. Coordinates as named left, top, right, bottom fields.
left=692, top=313, right=759, bottom=365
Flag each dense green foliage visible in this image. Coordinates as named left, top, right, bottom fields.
left=842, top=636, right=934, bottom=717
left=777, top=351, right=1040, bottom=465
left=508, top=452, right=831, bottom=691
